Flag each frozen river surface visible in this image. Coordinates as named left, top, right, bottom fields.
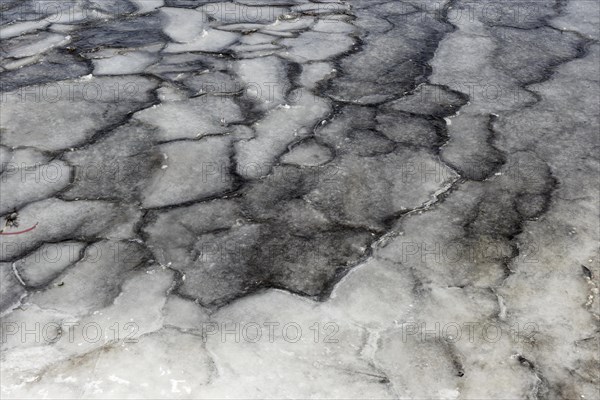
left=0, top=0, right=599, bottom=398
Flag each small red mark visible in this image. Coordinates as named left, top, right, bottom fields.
left=0, top=223, right=39, bottom=236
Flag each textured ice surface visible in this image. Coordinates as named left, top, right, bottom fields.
left=1, top=32, right=70, bottom=59
left=235, top=56, right=288, bottom=110
left=0, top=0, right=599, bottom=398
left=0, top=20, right=51, bottom=40
left=281, top=138, right=333, bottom=166
left=141, top=136, right=234, bottom=208
left=163, top=29, right=240, bottom=53
left=0, top=159, right=71, bottom=214
left=91, top=50, right=159, bottom=75
left=13, top=242, right=86, bottom=288
left=235, top=90, right=331, bottom=179
left=280, top=31, right=355, bottom=62
left=160, top=7, right=207, bottom=43
left=1, top=76, right=157, bottom=151
left=133, top=95, right=244, bottom=140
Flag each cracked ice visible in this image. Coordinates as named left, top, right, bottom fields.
left=0, top=0, right=599, bottom=399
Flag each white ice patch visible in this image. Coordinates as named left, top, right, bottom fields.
left=281, top=139, right=333, bottom=167
left=0, top=160, right=72, bottom=215
left=159, top=7, right=207, bottom=43
left=299, top=62, right=335, bottom=89
left=239, top=32, right=276, bottom=45
left=0, top=20, right=51, bottom=39
left=141, top=136, right=234, bottom=208
left=235, top=90, right=331, bottom=179
left=14, top=242, right=87, bottom=288
left=312, top=19, right=355, bottom=34
left=163, top=29, right=240, bottom=53
left=0, top=76, right=157, bottom=151
left=133, top=96, right=243, bottom=141
left=1, top=55, right=40, bottom=70
left=235, top=56, right=288, bottom=110
left=265, top=16, right=314, bottom=32
left=92, top=51, right=158, bottom=75
left=280, top=31, right=354, bottom=62
left=5, top=33, right=70, bottom=58
left=129, top=0, right=164, bottom=14
left=231, top=43, right=282, bottom=54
